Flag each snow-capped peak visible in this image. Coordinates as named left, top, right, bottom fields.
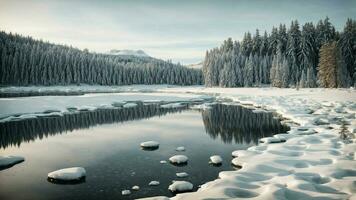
left=108, top=49, right=149, bottom=57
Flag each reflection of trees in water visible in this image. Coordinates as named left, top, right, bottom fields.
left=202, top=104, right=290, bottom=144
left=0, top=104, right=188, bottom=149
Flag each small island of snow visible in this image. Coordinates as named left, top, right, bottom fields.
left=47, top=167, right=86, bottom=182
left=140, top=141, right=160, bottom=149
left=209, top=155, right=223, bottom=165
left=149, top=181, right=160, bottom=186
left=176, top=172, right=189, bottom=178
left=168, top=181, right=193, bottom=193
left=169, top=155, right=188, bottom=164
left=0, top=155, right=25, bottom=170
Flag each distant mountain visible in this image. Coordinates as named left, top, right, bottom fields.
left=186, top=62, right=203, bottom=69
left=108, top=49, right=150, bottom=57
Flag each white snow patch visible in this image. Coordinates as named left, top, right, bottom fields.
left=168, top=181, right=193, bottom=193
left=160, top=160, right=167, bottom=164
left=176, top=172, right=189, bottom=178
left=0, top=155, right=24, bottom=169
left=149, top=181, right=160, bottom=186
left=169, top=155, right=188, bottom=164
left=140, top=141, right=159, bottom=148
left=122, top=190, right=131, bottom=195
left=47, top=167, right=86, bottom=181
left=132, top=185, right=140, bottom=190
left=209, top=155, right=223, bottom=165
left=175, top=146, right=185, bottom=151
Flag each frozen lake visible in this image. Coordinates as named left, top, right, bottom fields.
left=0, top=100, right=289, bottom=199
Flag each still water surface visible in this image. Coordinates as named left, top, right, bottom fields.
left=0, top=103, right=289, bottom=200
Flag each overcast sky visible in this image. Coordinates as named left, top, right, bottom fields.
left=1, top=0, right=355, bottom=64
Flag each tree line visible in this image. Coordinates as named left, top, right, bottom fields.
left=0, top=31, right=202, bottom=86
left=203, top=17, right=356, bottom=88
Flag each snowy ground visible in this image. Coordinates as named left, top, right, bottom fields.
left=140, top=87, right=356, bottom=200
left=1, top=85, right=355, bottom=199
left=0, top=92, right=210, bottom=121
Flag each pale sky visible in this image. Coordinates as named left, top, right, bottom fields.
left=0, top=0, right=355, bottom=64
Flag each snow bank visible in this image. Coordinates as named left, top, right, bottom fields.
left=169, top=155, right=188, bottom=165
left=47, top=167, right=86, bottom=182
left=140, top=87, right=356, bottom=200
left=209, top=155, right=223, bottom=165
left=0, top=155, right=24, bottom=170
left=168, top=181, right=194, bottom=193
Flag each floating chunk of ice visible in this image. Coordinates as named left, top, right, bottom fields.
left=209, top=155, right=223, bottom=165
left=175, top=146, right=185, bottom=151
left=122, top=190, right=131, bottom=195
left=132, top=185, right=140, bottom=190
left=47, top=167, right=86, bottom=182
left=168, top=181, right=193, bottom=193
left=176, top=172, right=189, bottom=178
left=0, top=155, right=25, bottom=170
left=149, top=181, right=160, bottom=186
left=169, top=155, right=188, bottom=164
left=140, top=141, right=160, bottom=149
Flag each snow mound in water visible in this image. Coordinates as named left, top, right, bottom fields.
left=169, top=155, right=188, bottom=164
left=175, top=146, right=185, bottom=151
left=122, top=189, right=131, bottom=195
left=0, top=155, right=24, bottom=170
left=47, top=167, right=86, bottom=181
left=149, top=181, right=160, bottom=186
left=209, top=155, right=223, bottom=165
left=168, top=181, right=193, bottom=193
left=132, top=185, right=140, bottom=190
left=160, top=160, right=167, bottom=164
left=176, top=172, right=189, bottom=178
left=140, top=141, right=159, bottom=148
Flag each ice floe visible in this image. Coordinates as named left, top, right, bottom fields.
left=175, top=146, right=185, bottom=151
left=132, top=185, right=140, bottom=190
left=176, top=172, right=189, bottom=178
left=169, top=155, right=188, bottom=165
left=140, top=141, right=160, bottom=149
left=47, top=167, right=86, bottom=183
left=122, top=190, right=131, bottom=195
left=0, top=155, right=24, bottom=170
left=168, top=181, right=193, bottom=193
left=209, top=155, right=223, bottom=165
left=149, top=181, right=160, bottom=186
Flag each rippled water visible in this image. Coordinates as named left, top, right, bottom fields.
left=0, top=102, right=289, bottom=200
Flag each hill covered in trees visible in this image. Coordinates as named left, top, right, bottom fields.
left=203, top=17, right=356, bottom=88
left=0, top=31, right=202, bottom=86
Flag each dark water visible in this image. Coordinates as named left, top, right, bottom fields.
left=0, top=103, right=289, bottom=200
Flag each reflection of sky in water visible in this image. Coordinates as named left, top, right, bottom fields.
left=0, top=104, right=288, bottom=200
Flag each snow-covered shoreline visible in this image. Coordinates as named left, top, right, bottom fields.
left=0, top=86, right=355, bottom=199
left=139, top=87, right=356, bottom=200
